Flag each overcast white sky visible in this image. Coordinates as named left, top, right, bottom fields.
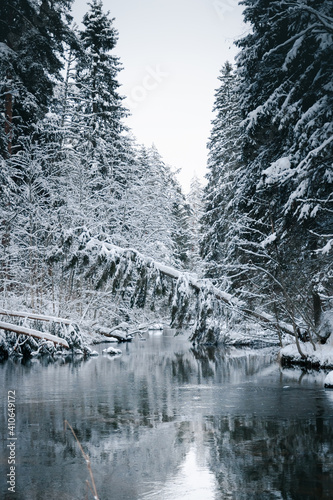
left=71, top=0, right=246, bottom=192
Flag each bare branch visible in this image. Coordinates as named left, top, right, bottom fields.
left=64, top=421, right=99, bottom=500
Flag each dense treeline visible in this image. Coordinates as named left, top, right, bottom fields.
left=0, top=0, right=332, bottom=344
left=0, top=0, right=192, bottom=325
left=201, top=0, right=333, bottom=342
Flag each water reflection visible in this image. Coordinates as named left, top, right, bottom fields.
left=205, top=413, right=333, bottom=500
left=1, top=332, right=333, bottom=499
left=141, top=444, right=217, bottom=500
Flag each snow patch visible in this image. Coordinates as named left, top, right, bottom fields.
left=148, top=323, right=164, bottom=330
left=310, top=205, right=319, bottom=218
left=282, top=36, right=304, bottom=71
left=285, top=179, right=308, bottom=212
left=261, top=232, right=277, bottom=248
left=102, top=346, right=122, bottom=355
left=299, top=203, right=311, bottom=219
left=260, top=157, right=292, bottom=186
left=281, top=342, right=333, bottom=369
left=316, top=239, right=333, bottom=255
left=243, top=105, right=264, bottom=130
left=0, top=42, right=16, bottom=57
left=324, top=371, right=333, bottom=388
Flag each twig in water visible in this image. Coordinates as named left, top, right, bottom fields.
left=64, top=420, right=99, bottom=500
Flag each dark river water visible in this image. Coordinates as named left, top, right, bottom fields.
left=1, top=330, right=333, bottom=500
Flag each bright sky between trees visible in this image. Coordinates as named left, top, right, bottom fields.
left=72, top=0, right=247, bottom=192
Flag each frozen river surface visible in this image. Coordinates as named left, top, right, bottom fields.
left=1, top=330, right=333, bottom=499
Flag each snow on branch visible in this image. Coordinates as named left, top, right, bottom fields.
left=260, top=157, right=292, bottom=186
left=263, top=24, right=320, bottom=59
left=0, top=321, right=69, bottom=348
left=85, top=238, right=240, bottom=306
left=0, top=42, right=16, bottom=58
left=283, top=2, right=333, bottom=34
left=0, top=309, right=73, bottom=325
left=295, top=136, right=333, bottom=175
left=262, top=3, right=333, bottom=61
left=80, top=238, right=300, bottom=343
left=316, top=239, right=333, bottom=255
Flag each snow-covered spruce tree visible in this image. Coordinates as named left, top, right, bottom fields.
left=200, top=62, right=243, bottom=286
left=61, top=0, right=139, bottom=254
left=74, top=0, right=128, bottom=186
left=0, top=0, right=75, bottom=157
left=38, top=1, right=137, bottom=318
left=170, top=175, right=192, bottom=269
left=186, top=175, right=205, bottom=273
left=233, top=0, right=333, bottom=338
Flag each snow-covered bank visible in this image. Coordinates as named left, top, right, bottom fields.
left=0, top=309, right=145, bottom=360
left=219, top=322, right=280, bottom=347
left=1, top=304, right=332, bottom=374
left=280, top=341, right=333, bottom=370
left=0, top=313, right=94, bottom=360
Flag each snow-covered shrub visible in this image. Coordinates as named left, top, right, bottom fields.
left=0, top=315, right=90, bottom=358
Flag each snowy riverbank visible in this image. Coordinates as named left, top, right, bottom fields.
left=1, top=307, right=333, bottom=374
left=0, top=309, right=160, bottom=360
left=280, top=339, right=333, bottom=370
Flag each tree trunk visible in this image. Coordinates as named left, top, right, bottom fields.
left=313, top=291, right=322, bottom=329
left=0, top=321, right=69, bottom=348
left=5, top=73, right=13, bottom=156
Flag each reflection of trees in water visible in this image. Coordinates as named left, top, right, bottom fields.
left=3, top=341, right=331, bottom=499
left=205, top=412, right=333, bottom=499
left=190, top=345, right=279, bottom=383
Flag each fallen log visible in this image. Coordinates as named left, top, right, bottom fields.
left=89, top=239, right=300, bottom=339
left=0, top=309, right=73, bottom=325
left=0, top=321, right=69, bottom=348
left=95, top=323, right=131, bottom=342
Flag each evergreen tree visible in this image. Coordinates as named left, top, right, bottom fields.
left=170, top=174, right=192, bottom=269
left=187, top=175, right=205, bottom=273
left=0, top=0, right=75, bottom=156
left=201, top=62, right=242, bottom=284
left=232, top=0, right=333, bottom=333
left=70, top=0, right=133, bottom=238
left=75, top=0, right=127, bottom=156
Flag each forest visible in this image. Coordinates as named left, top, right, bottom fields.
left=0, top=0, right=332, bottom=361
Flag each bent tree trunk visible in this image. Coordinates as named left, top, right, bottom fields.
left=0, top=311, right=76, bottom=348
left=76, top=239, right=306, bottom=344
left=0, top=321, right=69, bottom=348
left=313, top=291, right=322, bottom=329
left=0, top=309, right=73, bottom=325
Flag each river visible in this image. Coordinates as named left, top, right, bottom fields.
left=1, top=330, right=333, bottom=499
